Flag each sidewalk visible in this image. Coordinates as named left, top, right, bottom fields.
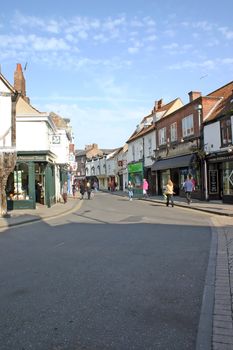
left=0, top=196, right=82, bottom=229
left=111, top=190, right=233, bottom=217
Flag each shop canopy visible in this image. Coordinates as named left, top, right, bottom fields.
left=151, top=154, right=194, bottom=171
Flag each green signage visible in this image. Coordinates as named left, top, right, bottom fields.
left=128, top=162, right=143, bottom=173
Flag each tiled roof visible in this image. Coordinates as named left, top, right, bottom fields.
left=126, top=98, right=181, bottom=143
left=205, top=81, right=233, bottom=122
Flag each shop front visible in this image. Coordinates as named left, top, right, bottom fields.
left=152, top=154, right=202, bottom=199
left=6, top=151, right=56, bottom=210
left=128, top=162, right=143, bottom=196
left=207, top=153, right=233, bottom=203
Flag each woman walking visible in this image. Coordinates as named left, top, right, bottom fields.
left=128, top=181, right=134, bottom=201
left=165, top=179, right=174, bottom=207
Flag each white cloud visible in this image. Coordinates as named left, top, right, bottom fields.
left=128, top=47, right=139, bottom=54
left=168, top=57, right=233, bottom=71
left=219, top=26, right=233, bottom=39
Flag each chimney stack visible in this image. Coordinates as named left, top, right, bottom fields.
left=14, top=63, right=30, bottom=103
left=188, top=91, right=201, bottom=102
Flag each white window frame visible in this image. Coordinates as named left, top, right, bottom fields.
left=182, top=115, right=194, bottom=138
left=159, top=127, right=166, bottom=145
left=170, top=122, right=177, bottom=142
left=148, top=138, right=152, bottom=155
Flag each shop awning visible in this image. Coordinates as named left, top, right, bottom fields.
left=151, top=154, right=194, bottom=171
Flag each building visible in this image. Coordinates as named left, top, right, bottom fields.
left=0, top=71, right=19, bottom=216
left=127, top=98, right=183, bottom=195
left=203, top=81, right=233, bottom=203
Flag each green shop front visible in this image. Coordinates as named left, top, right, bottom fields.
left=6, top=151, right=56, bottom=210
left=128, top=162, right=143, bottom=196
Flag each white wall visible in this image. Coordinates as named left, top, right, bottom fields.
left=127, top=138, right=142, bottom=163
left=16, top=121, right=50, bottom=151
left=0, top=81, right=12, bottom=149
left=144, top=131, right=156, bottom=167
left=204, top=122, right=221, bottom=153
left=50, top=130, right=69, bottom=164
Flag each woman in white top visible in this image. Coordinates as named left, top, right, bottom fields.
left=165, top=179, right=174, bottom=207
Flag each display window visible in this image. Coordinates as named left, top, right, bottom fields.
left=129, top=172, right=143, bottom=188
left=222, top=162, right=233, bottom=196
left=6, top=163, right=29, bottom=200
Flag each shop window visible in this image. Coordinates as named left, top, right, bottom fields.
left=223, top=162, right=233, bottom=195
left=180, top=167, right=200, bottom=191
left=6, top=163, right=29, bottom=200
left=220, top=117, right=232, bottom=146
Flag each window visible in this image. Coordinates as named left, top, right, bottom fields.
left=182, top=115, right=194, bottom=137
left=220, top=117, right=232, bottom=146
left=132, top=145, right=135, bottom=161
left=148, top=138, right=152, bottom=155
left=158, top=127, right=166, bottom=145
left=170, top=122, right=177, bottom=142
left=6, top=163, right=29, bottom=200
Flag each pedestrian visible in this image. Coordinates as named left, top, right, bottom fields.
left=79, top=182, right=85, bottom=200
left=183, top=174, right=194, bottom=205
left=165, top=179, right=174, bottom=207
left=86, top=181, right=92, bottom=200
left=128, top=181, right=134, bottom=201
left=62, top=181, right=68, bottom=204
left=93, top=180, right=98, bottom=192
left=72, top=182, right=77, bottom=198
left=142, top=178, right=149, bottom=198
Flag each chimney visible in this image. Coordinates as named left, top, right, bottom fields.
left=157, top=99, right=163, bottom=109
left=188, top=91, right=201, bottom=102
left=14, top=63, right=30, bottom=103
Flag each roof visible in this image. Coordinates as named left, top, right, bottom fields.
left=127, top=98, right=182, bottom=143
left=0, top=73, right=16, bottom=94
left=204, top=81, right=233, bottom=123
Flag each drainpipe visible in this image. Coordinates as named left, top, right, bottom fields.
left=204, top=159, right=208, bottom=201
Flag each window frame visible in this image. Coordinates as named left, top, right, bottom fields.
left=182, top=114, right=194, bottom=138
left=158, top=127, right=167, bottom=145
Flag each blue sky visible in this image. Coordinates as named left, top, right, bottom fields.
left=1, top=0, right=233, bottom=149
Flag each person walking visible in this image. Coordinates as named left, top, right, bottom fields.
left=72, top=182, right=77, bottom=198
left=62, top=181, right=68, bottom=204
left=79, top=182, right=85, bottom=200
left=183, top=174, right=194, bottom=205
left=165, top=179, right=174, bottom=207
left=86, top=181, right=92, bottom=200
left=128, top=181, right=134, bottom=201
left=142, top=178, right=149, bottom=198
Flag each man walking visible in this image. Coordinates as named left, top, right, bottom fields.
left=183, top=174, right=194, bottom=205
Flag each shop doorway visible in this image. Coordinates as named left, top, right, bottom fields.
left=170, top=168, right=180, bottom=195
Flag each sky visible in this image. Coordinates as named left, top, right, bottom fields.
left=0, top=0, right=232, bottom=150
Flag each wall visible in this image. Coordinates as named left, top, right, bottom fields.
left=0, top=81, right=12, bottom=148
left=204, top=122, right=221, bottom=153
left=16, top=121, right=50, bottom=151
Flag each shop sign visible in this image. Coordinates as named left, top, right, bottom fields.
left=209, top=170, right=218, bottom=194
left=128, top=162, right=143, bottom=173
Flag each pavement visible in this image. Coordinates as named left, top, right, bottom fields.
left=0, top=191, right=233, bottom=349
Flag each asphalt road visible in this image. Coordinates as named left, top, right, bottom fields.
left=0, top=192, right=212, bottom=350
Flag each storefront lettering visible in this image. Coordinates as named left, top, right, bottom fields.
left=209, top=170, right=218, bottom=194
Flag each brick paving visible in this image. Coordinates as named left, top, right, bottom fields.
left=211, top=217, right=233, bottom=349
